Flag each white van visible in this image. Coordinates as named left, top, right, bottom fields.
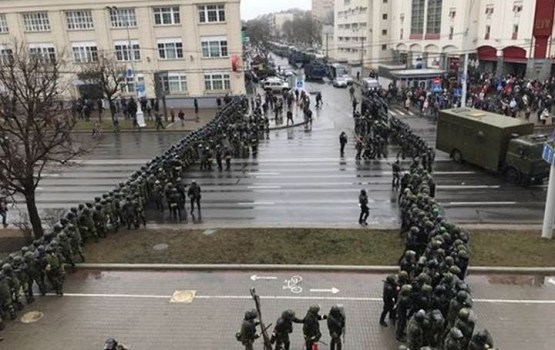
left=362, top=78, right=380, bottom=93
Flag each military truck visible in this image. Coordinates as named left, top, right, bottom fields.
left=436, top=108, right=550, bottom=185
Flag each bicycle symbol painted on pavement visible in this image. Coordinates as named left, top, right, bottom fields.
left=283, top=275, right=303, bottom=294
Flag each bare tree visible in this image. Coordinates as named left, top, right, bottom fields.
left=0, top=42, right=87, bottom=238
left=78, top=54, right=125, bottom=121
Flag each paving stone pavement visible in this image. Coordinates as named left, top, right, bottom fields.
left=2, top=270, right=555, bottom=349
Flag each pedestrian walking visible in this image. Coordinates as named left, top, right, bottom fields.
left=0, top=197, right=8, bottom=228
left=155, top=113, right=165, bottom=130
left=178, top=109, right=185, bottom=127
left=286, top=110, right=294, bottom=125
left=352, top=98, right=358, bottom=114
left=188, top=180, right=202, bottom=218
left=339, top=131, right=348, bottom=156
left=358, top=189, right=369, bottom=225
left=194, top=98, right=199, bottom=114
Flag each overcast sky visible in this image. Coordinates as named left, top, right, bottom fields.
left=241, top=0, right=312, bottom=20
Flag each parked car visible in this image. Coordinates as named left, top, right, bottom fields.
left=262, top=77, right=290, bottom=93
left=342, top=74, right=354, bottom=85
left=333, top=76, right=348, bottom=88
left=361, top=77, right=380, bottom=93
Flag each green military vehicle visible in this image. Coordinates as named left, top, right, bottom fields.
left=436, top=108, right=550, bottom=185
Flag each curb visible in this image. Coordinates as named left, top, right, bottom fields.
left=269, top=121, right=308, bottom=130
left=74, top=263, right=555, bottom=275
left=71, top=121, right=308, bottom=134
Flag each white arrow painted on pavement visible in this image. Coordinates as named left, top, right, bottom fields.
left=309, top=287, right=340, bottom=294
left=250, top=274, right=278, bottom=281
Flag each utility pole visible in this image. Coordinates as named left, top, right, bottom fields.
left=461, top=0, right=477, bottom=108
left=542, top=162, right=555, bottom=239
left=106, top=6, right=145, bottom=127
left=360, top=36, right=365, bottom=77
left=325, top=33, right=329, bottom=62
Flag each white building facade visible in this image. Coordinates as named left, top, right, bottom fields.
left=0, top=0, right=245, bottom=104
left=312, top=0, right=335, bottom=23
left=332, top=0, right=555, bottom=80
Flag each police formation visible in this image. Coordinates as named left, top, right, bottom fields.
left=237, top=304, right=346, bottom=350
left=381, top=116, right=497, bottom=350
left=0, top=97, right=258, bottom=342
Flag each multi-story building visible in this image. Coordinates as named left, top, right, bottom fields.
left=271, top=12, right=294, bottom=38
left=332, top=0, right=391, bottom=76
left=332, top=0, right=555, bottom=81
left=0, top=0, right=245, bottom=105
left=312, top=0, right=334, bottom=23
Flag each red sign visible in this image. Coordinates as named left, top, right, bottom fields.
left=533, top=0, right=555, bottom=37
left=533, top=0, right=555, bottom=58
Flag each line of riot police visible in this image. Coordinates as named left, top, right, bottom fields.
left=380, top=116, right=496, bottom=350
left=0, top=97, right=252, bottom=341
left=353, top=93, right=391, bottom=161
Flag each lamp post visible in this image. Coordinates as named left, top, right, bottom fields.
left=461, top=0, right=478, bottom=108
left=105, top=6, right=145, bottom=127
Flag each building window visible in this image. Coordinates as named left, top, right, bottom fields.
left=204, top=73, right=230, bottom=91
left=66, top=10, right=94, bottom=30
left=201, top=37, right=228, bottom=58
left=449, top=8, right=456, bottom=19
left=153, top=6, right=180, bottom=25
left=485, top=5, right=494, bottom=18
left=426, top=0, right=442, bottom=34
left=382, top=29, right=387, bottom=35
left=485, top=25, right=491, bottom=39
left=72, top=42, right=98, bottom=63
left=382, top=44, right=387, bottom=50
left=383, top=0, right=388, bottom=3
left=110, top=8, right=137, bottom=28
left=512, top=24, right=519, bottom=40
left=198, top=4, right=225, bottom=23
left=0, top=14, right=9, bottom=33
left=114, top=40, right=140, bottom=61
left=157, top=39, right=183, bottom=59
left=382, top=13, right=388, bottom=20
left=162, top=72, right=188, bottom=94
left=29, top=43, right=56, bottom=63
left=410, top=0, right=425, bottom=35
left=513, top=1, right=523, bottom=13
left=400, top=28, right=404, bottom=39
left=0, top=47, right=12, bottom=64
left=448, top=26, right=454, bottom=39
left=23, top=12, right=51, bottom=32
left=120, top=75, right=144, bottom=94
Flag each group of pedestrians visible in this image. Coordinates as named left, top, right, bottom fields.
left=0, top=97, right=252, bottom=342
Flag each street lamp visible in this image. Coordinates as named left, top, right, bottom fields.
left=105, top=6, right=145, bottom=127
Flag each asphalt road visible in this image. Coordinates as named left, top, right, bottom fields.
left=1, top=269, right=554, bottom=349
left=3, top=55, right=549, bottom=227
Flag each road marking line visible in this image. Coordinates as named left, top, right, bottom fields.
left=446, top=201, right=517, bottom=206
left=247, top=186, right=282, bottom=189
left=438, top=185, right=500, bottom=190
left=238, top=201, right=275, bottom=205
left=45, top=293, right=555, bottom=304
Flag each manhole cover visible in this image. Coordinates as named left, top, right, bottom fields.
left=153, top=243, right=169, bottom=251
left=21, top=311, right=44, bottom=324
left=203, top=229, right=217, bottom=236
left=170, top=290, right=196, bottom=303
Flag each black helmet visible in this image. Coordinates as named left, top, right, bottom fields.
left=104, top=338, right=118, bottom=350
left=244, top=309, right=258, bottom=320
left=456, top=291, right=468, bottom=302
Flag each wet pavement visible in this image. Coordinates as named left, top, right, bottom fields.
left=1, top=269, right=554, bottom=349
left=4, top=57, right=550, bottom=227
